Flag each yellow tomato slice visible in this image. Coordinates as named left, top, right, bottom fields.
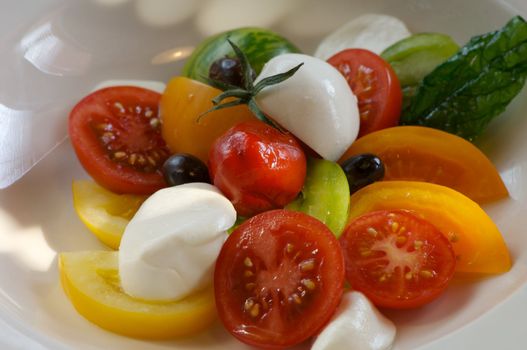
left=339, top=126, right=508, bottom=203
left=72, top=180, right=146, bottom=249
left=160, top=77, right=255, bottom=163
left=348, top=181, right=511, bottom=275
left=59, top=251, right=216, bottom=339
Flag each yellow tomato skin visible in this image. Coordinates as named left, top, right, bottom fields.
left=339, top=126, right=508, bottom=204
left=160, top=77, right=255, bottom=163
left=348, top=181, right=511, bottom=275
left=72, top=180, right=146, bottom=249
left=59, top=251, right=216, bottom=339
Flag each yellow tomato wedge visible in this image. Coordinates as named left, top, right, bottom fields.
left=348, top=181, right=511, bottom=275
left=160, top=77, right=255, bottom=163
left=59, top=251, right=216, bottom=339
left=72, top=180, right=146, bottom=249
left=339, top=126, right=508, bottom=204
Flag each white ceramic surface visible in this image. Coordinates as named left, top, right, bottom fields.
left=1, top=0, right=527, bottom=349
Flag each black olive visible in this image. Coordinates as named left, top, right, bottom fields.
left=340, top=153, right=385, bottom=194
left=162, top=153, right=210, bottom=186
left=209, top=56, right=255, bottom=87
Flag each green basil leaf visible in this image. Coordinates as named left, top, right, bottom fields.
left=402, top=16, right=527, bottom=141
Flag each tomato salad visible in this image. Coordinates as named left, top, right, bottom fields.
left=61, top=14, right=526, bottom=350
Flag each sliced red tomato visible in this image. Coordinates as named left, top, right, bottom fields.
left=327, top=49, right=402, bottom=137
left=214, top=210, right=345, bottom=349
left=339, top=210, right=456, bottom=309
left=69, top=86, right=170, bottom=195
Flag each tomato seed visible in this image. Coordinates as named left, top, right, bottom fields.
left=129, top=154, right=137, bottom=165
left=419, top=270, right=434, bottom=278
left=301, top=279, right=316, bottom=291
left=113, top=102, right=125, bottom=113
left=367, top=227, right=378, bottom=237
left=245, top=283, right=256, bottom=291
left=286, top=243, right=295, bottom=254
left=405, top=272, right=413, bottom=280
left=144, top=109, right=153, bottom=118
left=243, top=270, right=254, bottom=278
left=113, top=151, right=126, bottom=159
left=290, top=293, right=302, bottom=305
left=244, top=298, right=254, bottom=311
left=391, top=221, right=399, bottom=232
left=147, top=156, right=156, bottom=166
left=414, top=240, right=424, bottom=250
left=299, top=259, right=315, bottom=271
left=249, top=303, right=260, bottom=317
left=150, top=118, right=160, bottom=128
left=244, top=257, right=253, bottom=267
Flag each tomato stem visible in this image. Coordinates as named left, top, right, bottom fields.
left=198, top=40, right=303, bottom=129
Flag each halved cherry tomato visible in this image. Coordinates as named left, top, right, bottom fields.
left=69, top=86, right=170, bottom=195
left=340, top=210, right=456, bottom=309
left=214, top=210, right=345, bottom=349
left=209, top=120, right=306, bottom=217
left=327, top=49, right=402, bottom=137
left=338, top=126, right=508, bottom=203
left=160, top=77, right=255, bottom=163
left=348, top=181, right=511, bottom=275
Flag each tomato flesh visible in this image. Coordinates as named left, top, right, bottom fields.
left=214, top=210, right=345, bottom=349
left=328, top=49, right=402, bottom=137
left=340, top=210, right=456, bottom=309
left=69, top=86, right=170, bottom=195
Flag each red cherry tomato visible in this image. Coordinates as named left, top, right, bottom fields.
left=327, top=49, right=402, bottom=137
left=69, top=86, right=170, bottom=195
left=215, top=210, right=345, bottom=349
left=339, top=210, right=456, bottom=309
left=208, top=120, right=306, bottom=217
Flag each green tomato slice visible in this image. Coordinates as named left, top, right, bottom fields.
left=286, top=158, right=349, bottom=237
left=381, top=33, right=460, bottom=87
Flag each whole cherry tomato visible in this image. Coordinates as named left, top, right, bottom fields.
left=209, top=121, right=306, bottom=217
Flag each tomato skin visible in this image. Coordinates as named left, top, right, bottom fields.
left=214, top=210, right=345, bottom=349
left=340, top=210, right=456, bottom=309
left=338, top=126, right=508, bottom=204
left=160, top=77, right=255, bottom=163
left=69, top=86, right=169, bottom=195
left=72, top=180, right=146, bottom=249
left=209, top=121, right=306, bottom=217
left=347, top=181, right=511, bottom=275
left=59, top=251, right=216, bottom=339
left=327, top=49, right=402, bottom=137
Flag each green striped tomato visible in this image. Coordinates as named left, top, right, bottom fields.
left=182, top=27, right=300, bottom=84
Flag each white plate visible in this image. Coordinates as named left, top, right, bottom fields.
left=1, top=0, right=527, bottom=349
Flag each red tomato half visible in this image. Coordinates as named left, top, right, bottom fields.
left=215, top=210, right=345, bottom=349
left=339, top=210, right=456, bottom=309
left=69, top=86, right=170, bottom=195
left=328, top=49, right=402, bottom=137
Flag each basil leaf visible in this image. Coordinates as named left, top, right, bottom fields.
left=402, top=16, right=527, bottom=141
